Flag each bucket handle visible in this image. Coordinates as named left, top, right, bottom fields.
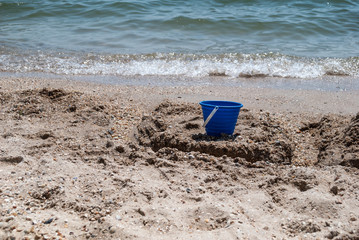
left=203, top=106, right=219, bottom=127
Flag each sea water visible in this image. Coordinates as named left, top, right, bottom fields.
left=0, top=0, right=359, bottom=84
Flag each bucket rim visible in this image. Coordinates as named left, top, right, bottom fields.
left=199, top=100, right=243, bottom=109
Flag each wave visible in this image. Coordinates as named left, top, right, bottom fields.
left=0, top=49, right=358, bottom=78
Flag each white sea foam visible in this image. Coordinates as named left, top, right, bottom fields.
left=0, top=51, right=358, bottom=79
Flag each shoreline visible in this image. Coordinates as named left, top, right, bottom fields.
left=1, top=71, right=359, bottom=90
left=0, top=75, right=358, bottom=239
left=1, top=75, right=359, bottom=115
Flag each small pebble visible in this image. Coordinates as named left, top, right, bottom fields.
left=137, top=208, right=145, bottom=216
left=43, top=218, right=54, bottom=224
left=5, top=216, right=14, bottom=222
left=106, top=141, right=114, bottom=148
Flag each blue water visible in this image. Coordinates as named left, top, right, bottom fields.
left=0, top=0, right=359, bottom=79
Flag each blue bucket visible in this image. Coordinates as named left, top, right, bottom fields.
left=199, top=100, right=243, bottom=136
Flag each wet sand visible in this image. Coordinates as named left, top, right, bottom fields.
left=0, top=76, right=358, bottom=239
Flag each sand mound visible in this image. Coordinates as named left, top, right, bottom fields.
left=137, top=101, right=359, bottom=169
left=1, top=88, right=111, bottom=126
left=300, top=113, right=359, bottom=169
left=136, top=101, right=294, bottom=165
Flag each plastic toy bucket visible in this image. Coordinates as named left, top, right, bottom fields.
left=199, top=101, right=243, bottom=136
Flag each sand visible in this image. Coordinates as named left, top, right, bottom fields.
left=0, top=76, right=359, bottom=240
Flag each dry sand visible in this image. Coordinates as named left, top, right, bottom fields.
left=0, top=76, right=359, bottom=240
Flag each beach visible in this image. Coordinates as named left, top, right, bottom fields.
left=0, top=75, right=358, bottom=239
left=1, top=0, right=359, bottom=239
